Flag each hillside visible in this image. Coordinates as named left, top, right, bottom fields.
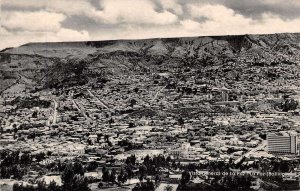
left=1, top=33, right=300, bottom=95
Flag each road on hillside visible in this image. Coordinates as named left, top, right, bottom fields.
left=152, top=85, right=167, bottom=102
left=52, top=100, right=58, bottom=124
left=87, top=89, right=109, bottom=109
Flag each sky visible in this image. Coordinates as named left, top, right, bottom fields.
left=2, top=0, right=300, bottom=49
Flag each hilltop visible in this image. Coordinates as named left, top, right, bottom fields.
left=1, top=33, right=300, bottom=94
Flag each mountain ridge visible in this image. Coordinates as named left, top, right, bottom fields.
left=1, top=32, right=300, bottom=95
left=12, top=32, right=300, bottom=47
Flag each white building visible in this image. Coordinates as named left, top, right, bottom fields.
left=267, top=131, right=298, bottom=154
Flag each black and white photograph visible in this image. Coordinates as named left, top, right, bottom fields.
left=2, top=0, right=300, bottom=190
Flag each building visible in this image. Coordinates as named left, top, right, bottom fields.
left=267, top=131, right=298, bottom=155
left=211, top=87, right=230, bottom=102
left=167, top=143, right=190, bottom=159
left=221, top=90, right=229, bottom=102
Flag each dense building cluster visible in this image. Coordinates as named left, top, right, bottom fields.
left=2, top=34, right=300, bottom=190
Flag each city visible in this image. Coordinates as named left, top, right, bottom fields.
left=2, top=33, right=300, bottom=191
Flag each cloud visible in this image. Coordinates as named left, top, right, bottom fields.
left=188, top=4, right=247, bottom=23
left=55, top=29, right=90, bottom=41
left=0, top=28, right=90, bottom=50
left=93, top=0, right=178, bottom=25
left=155, top=0, right=183, bottom=15
left=2, top=0, right=179, bottom=25
left=202, top=0, right=300, bottom=19
left=2, top=11, right=66, bottom=32
left=1, top=0, right=98, bottom=19
left=0, top=27, right=10, bottom=37
left=0, top=8, right=89, bottom=49
left=89, top=3, right=300, bottom=41
left=1, top=0, right=46, bottom=9
left=252, top=13, right=300, bottom=34
left=45, top=0, right=97, bottom=18
left=185, top=3, right=300, bottom=35
left=2, top=0, right=300, bottom=49
left=180, top=20, right=201, bottom=31
left=1, top=0, right=93, bottom=11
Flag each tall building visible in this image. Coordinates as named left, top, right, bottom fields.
left=212, top=87, right=230, bottom=102
left=267, top=131, right=298, bottom=155
left=221, top=86, right=230, bottom=102
left=221, top=91, right=229, bottom=102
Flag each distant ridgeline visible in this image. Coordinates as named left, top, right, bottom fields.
left=1, top=33, right=300, bottom=94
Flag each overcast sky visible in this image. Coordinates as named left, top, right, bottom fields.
left=2, top=0, right=300, bottom=49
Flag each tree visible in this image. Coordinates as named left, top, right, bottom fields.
left=125, top=156, right=135, bottom=179
left=37, top=180, right=47, bottom=191
left=117, top=167, right=128, bottom=185
left=48, top=180, right=61, bottom=191
left=133, top=179, right=155, bottom=191
left=166, top=156, right=171, bottom=163
left=0, top=124, right=3, bottom=135
left=164, top=185, right=173, bottom=191
left=259, top=133, right=266, bottom=140
left=178, top=117, right=184, bottom=126
left=155, top=175, right=161, bottom=185
left=32, top=110, right=38, bottom=118
left=130, top=99, right=137, bottom=107
left=62, top=164, right=75, bottom=191
left=139, top=164, right=147, bottom=181
left=62, top=163, right=90, bottom=191
left=73, top=161, right=85, bottom=175
left=181, top=170, right=190, bottom=185
left=72, top=175, right=90, bottom=191
left=20, top=153, right=31, bottom=164
left=98, top=181, right=103, bottom=188
left=128, top=122, right=135, bottom=128
left=134, top=87, right=139, bottom=93
left=104, top=135, right=109, bottom=142
left=108, top=118, right=114, bottom=124
left=102, top=166, right=109, bottom=182
left=146, top=178, right=155, bottom=190
left=280, top=161, right=290, bottom=173
left=13, top=183, right=20, bottom=191
left=35, top=152, right=46, bottom=162
left=86, top=161, right=98, bottom=171
left=13, top=124, right=18, bottom=133
left=282, top=98, right=298, bottom=112
left=125, top=155, right=136, bottom=165
left=110, top=169, right=116, bottom=183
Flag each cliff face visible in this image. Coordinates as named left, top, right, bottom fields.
left=1, top=33, right=300, bottom=93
